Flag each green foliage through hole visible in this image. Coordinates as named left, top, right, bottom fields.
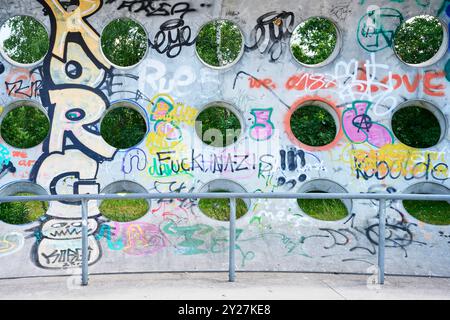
left=0, top=192, right=48, bottom=225
left=101, top=18, right=148, bottom=67
left=198, top=190, right=248, bottom=221
left=99, top=194, right=149, bottom=222
left=196, top=106, right=242, bottom=147
left=290, top=17, right=338, bottom=66
left=101, top=106, right=147, bottom=149
left=394, top=15, right=444, bottom=65
left=297, top=191, right=348, bottom=221
left=0, top=16, right=49, bottom=65
left=1, top=106, right=49, bottom=149
left=391, top=106, right=441, bottom=148
left=196, top=20, right=243, bottom=68
left=403, top=200, right=450, bottom=225
left=290, top=105, right=337, bottom=147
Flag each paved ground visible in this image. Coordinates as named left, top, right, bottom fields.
left=0, top=272, right=449, bottom=300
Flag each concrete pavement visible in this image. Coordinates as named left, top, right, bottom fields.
left=0, top=272, right=449, bottom=300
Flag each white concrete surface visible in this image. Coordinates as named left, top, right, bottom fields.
left=0, top=272, right=449, bottom=300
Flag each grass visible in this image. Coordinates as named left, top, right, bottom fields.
left=99, top=195, right=149, bottom=222
left=394, top=15, right=443, bottom=65
left=1, top=106, right=49, bottom=148
left=403, top=200, right=450, bottom=225
left=392, top=106, right=441, bottom=148
left=101, top=106, right=147, bottom=149
left=291, top=17, right=337, bottom=65
left=0, top=192, right=48, bottom=225
left=198, top=190, right=248, bottom=221
left=196, top=106, right=241, bottom=147
left=297, top=191, right=348, bottom=221
left=0, top=191, right=150, bottom=223
left=290, top=105, right=336, bottom=146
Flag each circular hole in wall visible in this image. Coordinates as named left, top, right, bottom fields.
left=197, top=179, right=250, bottom=222
left=100, top=102, right=147, bottom=149
left=393, top=15, right=448, bottom=67
left=195, top=19, right=244, bottom=69
left=0, top=15, right=49, bottom=66
left=391, top=100, right=445, bottom=149
left=0, top=182, right=48, bottom=225
left=195, top=102, right=243, bottom=147
left=99, top=180, right=150, bottom=222
left=297, top=179, right=351, bottom=221
left=0, top=101, right=50, bottom=149
left=290, top=16, right=341, bottom=67
left=402, top=182, right=450, bottom=226
left=100, top=17, right=148, bottom=68
left=289, top=100, right=339, bottom=147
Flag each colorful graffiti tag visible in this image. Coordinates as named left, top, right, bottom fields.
left=342, top=100, right=394, bottom=148
left=0, top=0, right=447, bottom=278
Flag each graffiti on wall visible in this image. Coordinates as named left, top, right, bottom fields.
left=342, top=100, right=394, bottom=148
left=30, top=0, right=117, bottom=268
left=349, top=144, right=449, bottom=181
left=356, top=7, right=403, bottom=52
left=5, top=67, right=43, bottom=98
left=0, top=232, right=24, bottom=258
left=105, top=0, right=201, bottom=19
left=0, top=0, right=447, bottom=277
left=245, top=11, right=295, bottom=62
left=249, top=108, right=274, bottom=141
left=93, top=197, right=429, bottom=267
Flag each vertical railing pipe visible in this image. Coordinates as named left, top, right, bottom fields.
left=81, top=199, right=89, bottom=286
left=377, top=199, right=386, bottom=285
left=229, top=197, right=236, bottom=282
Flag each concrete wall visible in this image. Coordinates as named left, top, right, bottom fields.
left=0, top=0, right=449, bottom=278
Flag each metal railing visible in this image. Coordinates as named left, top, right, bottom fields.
left=1, top=192, right=450, bottom=286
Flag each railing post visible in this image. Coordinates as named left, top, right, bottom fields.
left=229, top=197, right=236, bottom=282
left=377, top=198, right=386, bottom=285
left=81, top=199, right=89, bottom=286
